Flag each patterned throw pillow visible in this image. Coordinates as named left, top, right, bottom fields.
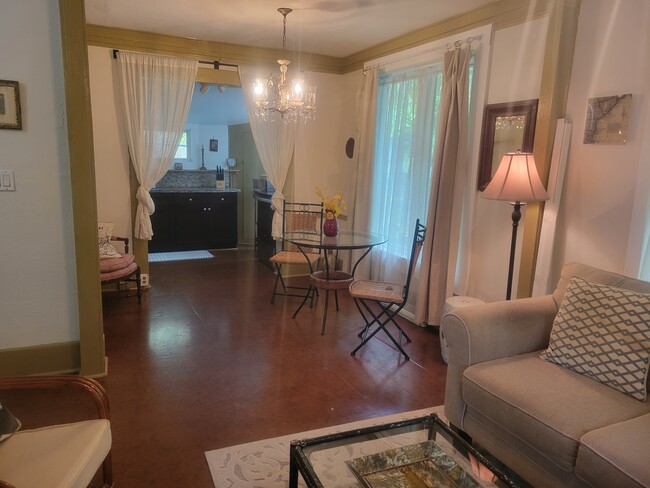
left=540, top=276, right=650, bottom=401
left=98, top=222, right=121, bottom=259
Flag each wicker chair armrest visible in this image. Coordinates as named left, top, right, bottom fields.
left=0, top=375, right=110, bottom=420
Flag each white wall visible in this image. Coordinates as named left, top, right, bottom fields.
left=0, top=1, right=79, bottom=349
left=552, top=0, right=650, bottom=281
left=467, top=17, right=549, bottom=302
left=88, top=46, right=132, bottom=240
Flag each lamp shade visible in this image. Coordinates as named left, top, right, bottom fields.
left=482, top=151, right=549, bottom=203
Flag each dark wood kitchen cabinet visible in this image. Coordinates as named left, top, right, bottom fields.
left=254, top=194, right=275, bottom=269
left=149, top=192, right=238, bottom=252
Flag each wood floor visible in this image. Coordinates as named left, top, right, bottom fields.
left=8, top=247, right=448, bottom=487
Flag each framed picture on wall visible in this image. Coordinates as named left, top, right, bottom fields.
left=209, top=139, right=218, bottom=152
left=0, top=80, right=22, bottom=130
left=583, top=94, right=631, bottom=144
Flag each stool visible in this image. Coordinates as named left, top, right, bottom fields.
left=441, top=296, right=485, bottom=364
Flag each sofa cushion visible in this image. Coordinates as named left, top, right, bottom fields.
left=576, top=413, right=650, bottom=488
left=0, top=419, right=111, bottom=488
left=462, top=352, right=650, bottom=472
left=541, top=276, right=650, bottom=401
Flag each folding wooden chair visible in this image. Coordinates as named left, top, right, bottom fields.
left=269, top=201, right=323, bottom=305
left=349, top=219, right=427, bottom=360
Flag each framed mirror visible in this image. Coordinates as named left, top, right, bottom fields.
left=477, top=99, right=538, bottom=191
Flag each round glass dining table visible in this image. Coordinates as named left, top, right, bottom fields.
left=283, top=230, right=387, bottom=334
left=284, top=230, right=387, bottom=274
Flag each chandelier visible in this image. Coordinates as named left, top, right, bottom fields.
left=252, top=8, right=317, bottom=123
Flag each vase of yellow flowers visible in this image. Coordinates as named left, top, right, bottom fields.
left=315, top=187, right=347, bottom=237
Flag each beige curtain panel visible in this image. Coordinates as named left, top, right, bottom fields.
left=416, top=47, right=471, bottom=325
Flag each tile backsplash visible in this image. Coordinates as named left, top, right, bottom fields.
left=156, top=169, right=230, bottom=189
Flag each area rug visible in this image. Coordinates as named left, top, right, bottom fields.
left=205, top=406, right=445, bottom=488
left=148, top=250, right=213, bottom=263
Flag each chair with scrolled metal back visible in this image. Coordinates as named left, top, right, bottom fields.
left=348, top=219, right=427, bottom=360
left=269, top=201, right=323, bottom=306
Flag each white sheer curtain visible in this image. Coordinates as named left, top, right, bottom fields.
left=368, top=64, right=444, bottom=314
left=116, top=52, right=197, bottom=240
left=239, top=65, right=297, bottom=238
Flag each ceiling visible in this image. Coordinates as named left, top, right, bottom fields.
left=84, top=0, right=497, bottom=58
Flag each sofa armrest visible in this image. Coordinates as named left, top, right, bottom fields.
left=442, top=295, right=557, bottom=429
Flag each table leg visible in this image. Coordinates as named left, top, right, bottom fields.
left=289, top=450, right=299, bottom=488
left=321, top=290, right=329, bottom=335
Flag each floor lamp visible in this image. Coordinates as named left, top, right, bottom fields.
left=482, top=151, right=549, bottom=300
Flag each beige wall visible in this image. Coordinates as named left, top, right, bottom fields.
left=0, top=1, right=80, bottom=350
left=552, top=0, right=650, bottom=281
left=293, top=71, right=360, bottom=222
left=468, top=17, right=549, bottom=302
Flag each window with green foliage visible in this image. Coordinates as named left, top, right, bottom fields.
left=174, top=130, right=190, bottom=161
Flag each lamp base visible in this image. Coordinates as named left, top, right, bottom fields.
left=506, top=202, right=524, bottom=300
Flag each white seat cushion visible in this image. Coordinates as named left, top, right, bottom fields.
left=0, top=419, right=111, bottom=488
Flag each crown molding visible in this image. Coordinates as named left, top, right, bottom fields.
left=86, top=24, right=345, bottom=74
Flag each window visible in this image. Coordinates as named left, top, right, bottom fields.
left=371, top=64, right=444, bottom=261
left=174, top=130, right=190, bottom=161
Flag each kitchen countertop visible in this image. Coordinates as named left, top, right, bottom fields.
left=151, top=188, right=241, bottom=193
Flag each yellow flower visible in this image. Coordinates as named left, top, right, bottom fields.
left=315, top=186, right=347, bottom=218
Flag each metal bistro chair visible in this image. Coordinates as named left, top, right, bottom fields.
left=349, top=219, right=427, bottom=360
left=269, top=201, right=323, bottom=306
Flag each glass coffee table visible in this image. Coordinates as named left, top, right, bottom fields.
left=289, top=413, right=524, bottom=488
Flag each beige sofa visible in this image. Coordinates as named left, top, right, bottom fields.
left=442, top=262, right=650, bottom=488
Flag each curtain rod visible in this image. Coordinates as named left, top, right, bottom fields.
left=111, top=49, right=238, bottom=69
left=364, top=34, right=482, bottom=74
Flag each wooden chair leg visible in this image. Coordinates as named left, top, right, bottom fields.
left=135, top=267, right=142, bottom=304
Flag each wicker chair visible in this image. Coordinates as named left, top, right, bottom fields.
left=269, top=201, right=323, bottom=306
left=0, top=375, right=113, bottom=488
left=349, top=219, right=427, bottom=360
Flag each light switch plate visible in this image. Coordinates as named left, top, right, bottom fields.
left=0, top=170, right=15, bottom=191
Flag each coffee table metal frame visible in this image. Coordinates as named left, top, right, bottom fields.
left=288, top=413, right=521, bottom=488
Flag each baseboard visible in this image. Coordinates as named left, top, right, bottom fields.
left=0, top=341, right=81, bottom=376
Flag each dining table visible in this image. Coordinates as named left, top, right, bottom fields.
left=284, top=229, right=387, bottom=334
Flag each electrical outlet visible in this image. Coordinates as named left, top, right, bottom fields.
left=140, top=273, right=149, bottom=287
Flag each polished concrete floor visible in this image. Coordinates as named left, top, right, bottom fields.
left=8, top=247, right=448, bottom=487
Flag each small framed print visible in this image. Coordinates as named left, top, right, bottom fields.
left=0, top=80, right=22, bottom=130
left=584, top=94, right=631, bottom=144
left=209, top=139, right=218, bottom=152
